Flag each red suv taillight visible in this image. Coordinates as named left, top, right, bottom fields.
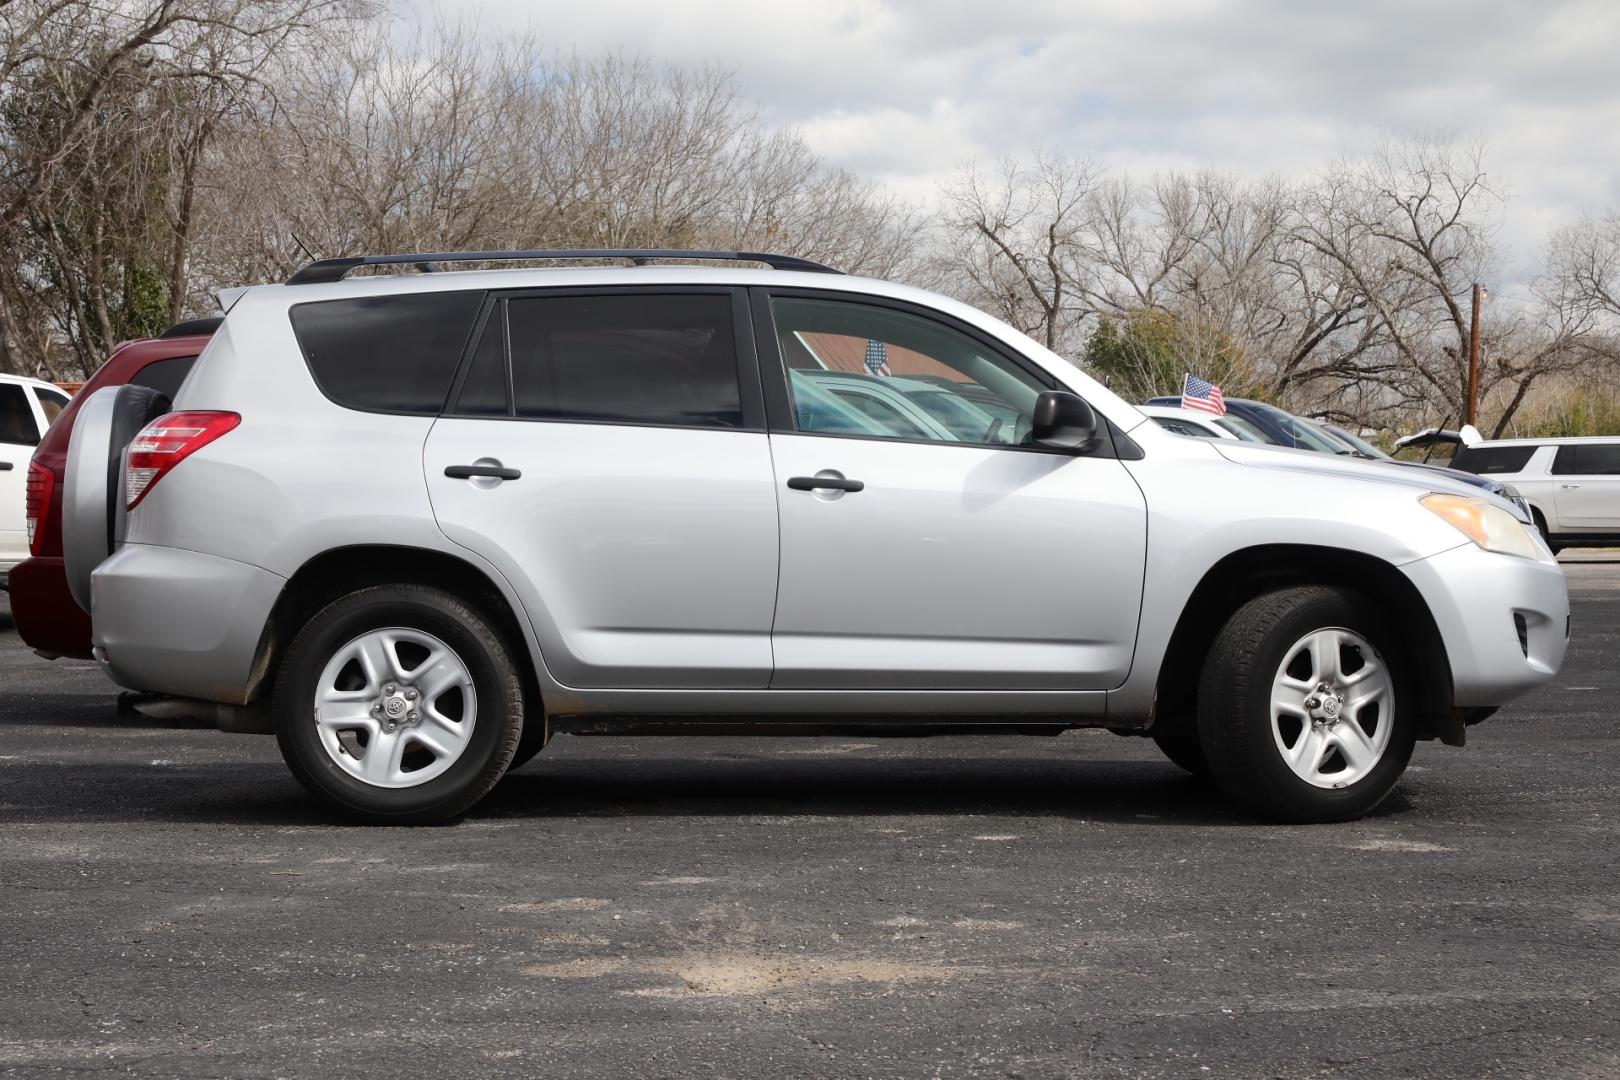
left=124, top=411, right=240, bottom=510
left=25, top=461, right=54, bottom=555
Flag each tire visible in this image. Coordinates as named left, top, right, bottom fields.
left=1151, top=731, right=1209, bottom=777
left=508, top=715, right=550, bottom=772
left=1531, top=511, right=1562, bottom=556
left=62, top=384, right=169, bottom=612
left=273, top=584, right=525, bottom=824
left=1196, top=586, right=1416, bottom=823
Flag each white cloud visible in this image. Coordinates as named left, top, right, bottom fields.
left=425, top=0, right=1620, bottom=277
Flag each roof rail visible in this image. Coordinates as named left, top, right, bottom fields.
left=285, top=249, right=842, bottom=285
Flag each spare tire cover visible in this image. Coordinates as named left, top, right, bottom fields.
left=62, top=385, right=170, bottom=614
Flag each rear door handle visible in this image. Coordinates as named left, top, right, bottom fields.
left=1560, top=483, right=1582, bottom=489
left=445, top=464, right=521, bottom=481
left=787, top=475, right=864, bottom=493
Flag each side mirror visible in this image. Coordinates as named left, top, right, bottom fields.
left=1030, top=391, right=1097, bottom=451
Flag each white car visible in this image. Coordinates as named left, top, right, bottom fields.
left=0, top=373, right=71, bottom=578
left=1137, top=404, right=1269, bottom=443
left=1450, top=437, right=1620, bottom=551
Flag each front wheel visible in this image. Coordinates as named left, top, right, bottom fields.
left=1197, top=586, right=1416, bottom=823
left=273, top=584, right=525, bottom=824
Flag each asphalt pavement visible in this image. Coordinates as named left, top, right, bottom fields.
left=2, top=557, right=1617, bottom=1078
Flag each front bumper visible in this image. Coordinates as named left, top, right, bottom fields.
left=1402, top=541, right=1569, bottom=708
left=91, top=543, right=285, bottom=704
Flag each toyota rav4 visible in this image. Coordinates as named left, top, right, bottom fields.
left=63, top=249, right=1570, bottom=824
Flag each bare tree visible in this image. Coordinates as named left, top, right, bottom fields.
left=194, top=26, right=926, bottom=299
left=0, top=0, right=364, bottom=375
left=938, top=152, right=1101, bottom=352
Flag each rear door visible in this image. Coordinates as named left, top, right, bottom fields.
left=1551, top=443, right=1620, bottom=530
left=0, top=381, right=42, bottom=565
left=424, top=287, right=780, bottom=689
left=757, top=290, right=1147, bottom=691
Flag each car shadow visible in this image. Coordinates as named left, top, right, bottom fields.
left=0, top=745, right=1415, bottom=828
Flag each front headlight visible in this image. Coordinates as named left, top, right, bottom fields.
left=1420, top=493, right=1542, bottom=559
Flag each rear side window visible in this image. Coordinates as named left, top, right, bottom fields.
left=290, top=291, right=484, bottom=414
left=1451, top=445, right=1539, bottom=474
left=1552, top=443, right=1620, bottom=476
left=0, top=383, right=39, bottom=445
left=505, top=293, right=741, bottom=428
left=129, top=355, right=197, bottom=402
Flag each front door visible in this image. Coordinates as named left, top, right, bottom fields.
left=424, top=288, right=779, bottom=689
left=758, top=292, right=1148, bottom=690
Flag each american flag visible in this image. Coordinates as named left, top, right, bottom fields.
left=864, top=338, right=892, bottom=377
left=1181, top=373, right=1225, bottom=415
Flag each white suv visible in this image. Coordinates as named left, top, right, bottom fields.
left=1450, top=437, right=1620, bottom=552
left=1, top=373, right=71, bottom=577
left=61, top=250, right=1569, bottom=825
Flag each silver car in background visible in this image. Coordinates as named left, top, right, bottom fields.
left=63, top=249, right=1569, bottom=825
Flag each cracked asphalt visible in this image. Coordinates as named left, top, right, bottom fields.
left=1, top=556, right=1617, bottom=1078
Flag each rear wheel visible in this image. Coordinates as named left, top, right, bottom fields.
left=273, top=584, right=524, bottom=824
left=1197, top=586, right=1416, bottom=823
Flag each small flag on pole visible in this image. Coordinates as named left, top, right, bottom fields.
left=864, top=338, right=892, bottom=377
left=1181, top=373, right=1225, bottom=415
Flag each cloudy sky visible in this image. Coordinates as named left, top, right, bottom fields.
left=437, top=0, right=1620, bottom=276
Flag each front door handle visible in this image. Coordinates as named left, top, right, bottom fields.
left=787, top=474, right=864, bottom=493
left=445, top=464, right=521, bottom=481
left=1560, top=483, right=1582, bottom=490
left=0, top=461, right=12, bottom=471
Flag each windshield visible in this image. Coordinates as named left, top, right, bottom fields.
left=1212, top=416, right=1269, bottom=443
left=1249, top=404, right=1353, bottom=454
left=1325, top=426, right=1390, bottom=459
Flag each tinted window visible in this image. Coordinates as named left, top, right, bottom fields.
left=771, top=297, right=1045, bottom=446
left=453, top=305, right=509, bottom=416
left=507, top=293, right=741, bottom=428
left=130, top=355, right=197, bottom=402
left=1552, top=443, right=1620, bottom=476
left=33, top=387, right=69, bottom=425
left=290, top=291, right=484, bottom=414
left=1452, top=445, right=1539, bottom=475
left=0, top=383, right=39, bottom=445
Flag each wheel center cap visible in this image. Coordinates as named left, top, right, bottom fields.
left=383, top=696, right=408, bottom=719
left=1321, top=695, right=1342, bottom=721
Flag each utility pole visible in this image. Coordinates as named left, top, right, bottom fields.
left=1465, top=283, right=1483, bottom=427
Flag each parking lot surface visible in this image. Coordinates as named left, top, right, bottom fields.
left=2, top=557, right=1617, bottom=1079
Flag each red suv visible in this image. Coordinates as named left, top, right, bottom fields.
left=9, top=318, right=217, bottom=658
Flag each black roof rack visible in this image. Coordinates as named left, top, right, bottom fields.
left=286, top=249, right=841, bottom=285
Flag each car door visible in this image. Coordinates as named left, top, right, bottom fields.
left=1551, top=443, right=1620, bottom=530
left=423, top=287, right=780, bottom=689
left=0, top=381, right=42, bottom=566
left=757, top=290, right=1148, bottom=691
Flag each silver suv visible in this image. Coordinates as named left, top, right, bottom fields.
left=64, top=250, right=1570, bottom=824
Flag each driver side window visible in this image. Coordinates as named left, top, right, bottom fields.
left=769, top=296, right=1046, bottom=446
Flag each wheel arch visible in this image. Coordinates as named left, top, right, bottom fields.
left=244, top=544, right=543, bottom=716
left=1150, top=544, right=1456, bottom=743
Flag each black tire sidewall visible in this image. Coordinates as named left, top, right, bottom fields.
left=274, top=586, right=522, bottom=823
left=1200, top=588, right=1417, bottom=823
